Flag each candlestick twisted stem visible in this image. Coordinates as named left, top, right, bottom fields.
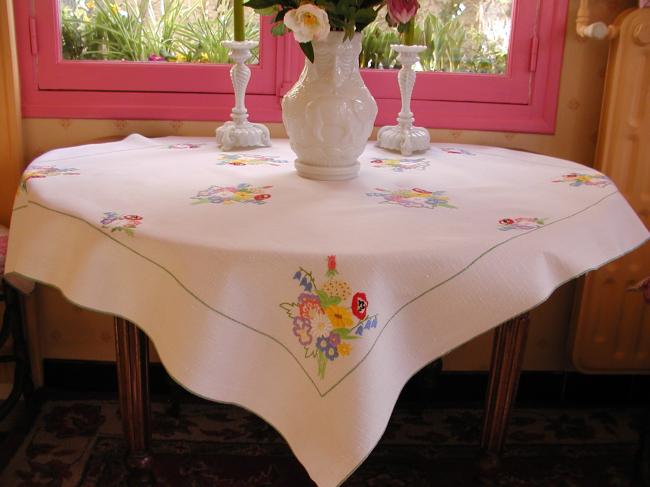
left=377, top=45, right=430, bottom=156
left=216, top=41, right=271, bottom=151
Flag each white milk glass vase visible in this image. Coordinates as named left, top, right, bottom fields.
left=282, top=32, right=378, bottom=181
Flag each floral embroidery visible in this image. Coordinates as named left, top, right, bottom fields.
left=169, top=143, right=202, bottom=149
left=498, top=217, right=547, bottom=231
left=280, top=256, right=379, bottom=380
left=367, top=188, right=456, bottom=210
left=100, top=212, right=143, bottom=236
left=370, top=157, right=430, bottom=172
left=190, top=184, right=272, bottom=205
left=441, top=147, right=475, bottom=156
left=21, top=166, right=80, bottom=190
left=553, top=173, right=611, bottom=187
left=216, top=154, right=289, bottom=166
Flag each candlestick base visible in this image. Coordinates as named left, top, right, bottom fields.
left=216, top=120, right=271, bottom=151
left=216, top=40, right=271, bottom=151
left=377, top=125, right=430, bottom=156
left=376, top=44, right=430, bottom=156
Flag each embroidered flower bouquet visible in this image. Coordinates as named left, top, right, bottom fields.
left=280, top=256, right=378, bottom=380
left=243, top=0, right=420, bottom=180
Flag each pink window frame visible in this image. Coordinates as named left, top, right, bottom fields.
left=14, top=0, right=568, bottom=133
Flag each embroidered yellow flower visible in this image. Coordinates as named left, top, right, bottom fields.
left=234, top=191, right=253, bottom=201
left=322, top=279, right=351, bottom=301
left=325, top=305, right=353, bottom=328
left=337, top=342, right=352, bottom=356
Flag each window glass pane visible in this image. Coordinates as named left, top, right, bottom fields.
left=60, top=0, right=259, bottom=63
left=361, top=0, right=512, bottom=73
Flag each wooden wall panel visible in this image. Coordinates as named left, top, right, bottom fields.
left=0, top=0, right=24, bottom=227
left=571, top=8, right=650, bottom=372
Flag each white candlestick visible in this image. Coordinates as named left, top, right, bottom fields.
left=377, top=44, right=430, bottom=156
left=216, top=41, right=271, bottom=151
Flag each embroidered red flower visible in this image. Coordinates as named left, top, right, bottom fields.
left=254, top=194, right=271, bottom=201
left=123, top=215, right=143, bottom=221
left=412, top=188, right=431, bottom=194
left=352, top=292, right=368, bottom=320
left=499, top=218, right=515, bottom=225
left=326, top=255, right=338, bottom=278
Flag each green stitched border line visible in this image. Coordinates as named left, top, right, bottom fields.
left=11, top=190, right=645, bottom=399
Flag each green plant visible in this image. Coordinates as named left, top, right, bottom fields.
left=359, top=22, right=399, bottom=68
left=60, top=0, right=259, bottom=63
left=359, top=8, right=508, bottom=73
left=175, top=5, right=259, bottom=63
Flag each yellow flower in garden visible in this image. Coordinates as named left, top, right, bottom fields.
left=110, top=3, right=118, bottom=14
left=325, top=305, right=353, bottom=329
left=200, top=52, right=209, bottom=63
left=338, top=342, right=351, bottom=356
left=175, top=53, right=187, bottom=62
left=86, top=0, right=95, bottom=9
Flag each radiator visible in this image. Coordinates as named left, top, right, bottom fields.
left=571, top=7, right=650, bottom=372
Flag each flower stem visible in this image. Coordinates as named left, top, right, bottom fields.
left=234, top=0, right=245, bottom=41
left=403, top=19, right=415, bottom=46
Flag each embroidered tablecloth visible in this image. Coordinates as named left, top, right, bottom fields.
left=6, top=135, right=648, bottom=486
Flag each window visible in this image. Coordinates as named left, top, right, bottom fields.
left=14, top=0, right=569, bottom=132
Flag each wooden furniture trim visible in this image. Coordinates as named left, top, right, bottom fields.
left=480, top=313, right=530, bottom=476
left=114, top=317, right=154, bottom=485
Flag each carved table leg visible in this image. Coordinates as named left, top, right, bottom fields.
left=114, top=317, right=154, bottom=486
left=479, top=313, right=530, bottom=481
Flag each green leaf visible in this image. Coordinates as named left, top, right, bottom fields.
left=355, top=7, right=377, bottom=25
left=255, top=6, right=279, bottom=16
left=299, top=41, right=314, bottom=63
left=316, top=290, right=342, bottom=308
left=271, top=22, right=286, bottom=36
left=332, top=328, right=350, bottom=338
left=243, top=0, right=277, bottom=10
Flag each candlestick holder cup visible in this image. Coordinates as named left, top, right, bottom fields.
left=377, top=45, right=430, bottom=156
left=216, top=40, right=271, bottom=151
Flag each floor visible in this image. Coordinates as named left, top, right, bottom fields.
left=0, top=364, right=647, bottom=486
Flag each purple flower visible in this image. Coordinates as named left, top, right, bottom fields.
left=328, top=332, right=341, bottom=346
left=148, top=54, right=166, bottom=62
left=323, top=343, right=339, bottom=361
left=316, top=335, right=329, bottom=352
left=317, top=335, right=340, bottom=361
left=292, top=316, right=313, bottom=346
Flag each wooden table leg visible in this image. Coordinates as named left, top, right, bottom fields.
left=114, top=317, right=154, bottom=486
left=479, top=313, right=530, bottom=480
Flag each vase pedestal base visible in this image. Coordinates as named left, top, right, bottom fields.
left=294, top=159, right=360, bottom=181
left=377, top=125, right=430, bottom=156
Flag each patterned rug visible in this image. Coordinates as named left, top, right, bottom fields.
left=0, top=400, right=642, bottom=486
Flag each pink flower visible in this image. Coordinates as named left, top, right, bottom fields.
left=387, top=0, right=419, bottom=25
left=148, top=54, right=166, bottom=62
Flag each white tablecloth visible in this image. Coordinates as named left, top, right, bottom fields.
left=6, top=135, right=648, bottom=486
